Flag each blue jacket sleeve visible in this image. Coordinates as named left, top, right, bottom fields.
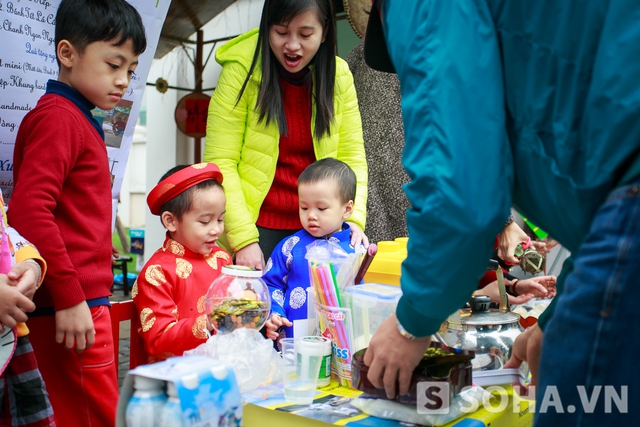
left=383, top=0, right=513, bottom=336
left=262, top=241, right=289, bottom=319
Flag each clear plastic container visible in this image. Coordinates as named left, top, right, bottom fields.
left=472, top=367, right=527, bottom=387
left=345, top=283, right=402, bottom=352
left=205, top=265, right=271, bottom=334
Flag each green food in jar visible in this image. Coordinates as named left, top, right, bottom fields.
left=209, top=298, right=267, bottom=333
left=423, top=347, right=453, bottom=359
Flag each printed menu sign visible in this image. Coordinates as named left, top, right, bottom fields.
left=0, top=0, right=170, bottom=203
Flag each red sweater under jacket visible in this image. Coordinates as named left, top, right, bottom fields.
left=257, top=78, right=315, bottom=230
left=9, top=92, right=113, bottom=311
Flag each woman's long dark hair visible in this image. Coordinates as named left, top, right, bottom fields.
left=237, top=0, right=336, bottom=140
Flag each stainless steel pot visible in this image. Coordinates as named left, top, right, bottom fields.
left=435, top=261, right=524, bottom=371
left=436, top=295, right=524, bottom=371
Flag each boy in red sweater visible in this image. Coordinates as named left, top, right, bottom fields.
left=7, top=1, right=147, bottom=426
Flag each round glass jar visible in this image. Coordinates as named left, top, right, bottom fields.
left=205, top=265, right=271, bottom=334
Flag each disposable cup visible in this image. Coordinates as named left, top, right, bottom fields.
left=303, top=336, right=332, bottom=387
left=281, top=337, right=324, bottom=405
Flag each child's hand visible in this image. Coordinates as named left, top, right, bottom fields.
left=8, top=261, right=40, bottom=301
left=0, top=276, right=35, bottom=328
left=111, top=243, right=120, bottom=266
left=264, top=314, right=292, bottom=340
left=346, top=222, right=369, bottom=249
left=55, top=302, right=95, bottom=353
left=474, top=275, right=558, bottom=306
left=514, top=275, right=557, bottom=299
left=474, top=280, right=534, bottom=306
left=205, top=316, right=215, bottom=336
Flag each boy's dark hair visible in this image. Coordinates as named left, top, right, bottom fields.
left=298, top=158, right=356, bottom=203
left=237, top=0, right=337, bottom=140
left=55, top=0, right=147, bottom=66
left=158, top=165, right=224, bottom=222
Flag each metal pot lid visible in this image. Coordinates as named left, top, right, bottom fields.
left=459, top=308, right=520, bottom=326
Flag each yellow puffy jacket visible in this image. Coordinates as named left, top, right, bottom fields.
left=204, top=29, right=368, bottom=254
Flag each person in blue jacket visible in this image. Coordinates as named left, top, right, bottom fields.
left=263, top=158, right=365, bottom=339
left=362, top=0, right=640, bottom=425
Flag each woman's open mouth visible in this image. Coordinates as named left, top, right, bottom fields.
left=284, top=53, right=302, bottom=68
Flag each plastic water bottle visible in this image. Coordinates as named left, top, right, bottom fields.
left=125, top=376, right=166, bottom=427
left=159, top=381, right=183, bottom=427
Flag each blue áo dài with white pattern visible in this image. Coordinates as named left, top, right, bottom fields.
left=262, top=222, right=362, bottom=338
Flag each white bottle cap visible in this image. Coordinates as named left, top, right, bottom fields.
left=166, top=382, right=178, bottom=398
left=133, top=376, right=164, bottom=392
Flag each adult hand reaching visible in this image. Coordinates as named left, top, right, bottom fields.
left=504, top=323, right=543, bottom=398
left=235, top=242, right=265, bottom=270
left=346, top=222, right=369, bottom=249
left=363, top=314, right=430, bottom=399
left=497, top=221, right=529, bottom=264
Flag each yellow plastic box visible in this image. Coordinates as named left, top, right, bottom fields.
left=364, top=237, right=408, bottom=286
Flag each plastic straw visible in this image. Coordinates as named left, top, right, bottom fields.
left=310, top=265, right=326, bottom=306
left=307, top=252, right=356, bottom=388
left=313, top=264, right=332, bottom=309
left=316, top=267, right=343, bottom=338
left=354, top=243, right=377, bottom=284
left=322, top=268, right=350, bottom=356
left=328, top=264, right=342, bottom=307
left=318, top=265, right=333, bottom=306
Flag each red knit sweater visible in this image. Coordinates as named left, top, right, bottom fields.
left=9, top=93, right=114, bottom=311
left=257, top=79, right=316, bottom=230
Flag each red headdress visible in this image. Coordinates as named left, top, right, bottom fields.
left=146, top=162, right=223, bottom=215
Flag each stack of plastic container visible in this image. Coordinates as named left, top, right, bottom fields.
left=345, top=283, right=403, bottom=352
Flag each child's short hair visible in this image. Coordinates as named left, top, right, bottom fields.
left=155, top=165, right=224, bottom=221
left=298, top=158, right=356, bottom=203
left=55, top=0, right=147, bottom=66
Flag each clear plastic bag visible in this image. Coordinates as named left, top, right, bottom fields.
left=241, top=384, right=284, bottom=404
left=184, top=328, right=283, bottom=393
left=511, top=297, right=552, bottom=319
left=305, top=239, right=364, bottom=295
left=305, top=239, right=364, bottom=388
left=350, top=385, right=491, bottom=426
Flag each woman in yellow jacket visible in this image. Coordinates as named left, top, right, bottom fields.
left=205, top=0, right=368, bottom=269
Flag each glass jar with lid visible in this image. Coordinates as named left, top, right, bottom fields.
left=205, top=265, right=271, bottom=334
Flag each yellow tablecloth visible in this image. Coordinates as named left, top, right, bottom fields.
left=243, top=381, right=534, bottom=427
